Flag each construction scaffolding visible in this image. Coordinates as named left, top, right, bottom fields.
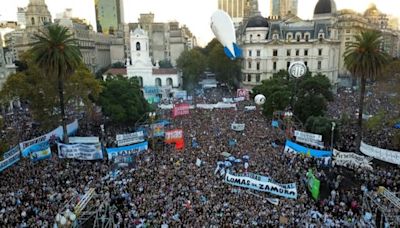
left=362, top=186, right=400, bottom=227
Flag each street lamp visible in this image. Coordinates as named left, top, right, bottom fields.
left=331, top=122, right=336, bottom=151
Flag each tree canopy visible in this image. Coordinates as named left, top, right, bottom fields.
left=98, top=76, right=149, bottom=125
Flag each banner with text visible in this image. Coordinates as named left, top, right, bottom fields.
left=151, top=123, right=165, bottom=137
left=284, top=140, right=332, bottom=158
left=224, top=171, right=297, bottom=199
left=0, top=146, right=20, bottom=173
left=165, top=129, right=184, bottom=143
left=116, top=131, right=144, bottom=147
left=106, top=141, right=148, bottom=160
left=231, top=123, right=245, bottom=131
left=236, top=89, right=249, bottom=100
left=360, top=141, right=400, bottom=165
left=58, top=143, right=103, bottom=160
left=20, top=119, right=79, bottom=157
left=172, top=103, right=190, bottom=117
left=333, top=149, right=373, bottom=170
left=306, top=169, right=320, bottom=200
left=294, top=130, right=322, bottom=142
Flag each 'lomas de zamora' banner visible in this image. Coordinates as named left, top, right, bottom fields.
left=360, top=141, right=400, bottom=165
left=224, top=171, right=297, bottom=199
left=333, top=149, right=373, bottom=170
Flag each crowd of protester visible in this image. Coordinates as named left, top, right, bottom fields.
left=0, top=86, right=399, bottom=227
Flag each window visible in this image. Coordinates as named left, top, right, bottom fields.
left=305, top=34, right=309, bottom=42
left=248, top=61, right=252, bottom=69
left=304, top=61, right=308, bottom=67
left=317, top=61, right=322, bottom=70
left=295, top=49, right=299, bottom=56
left=256, top=74, right=261, bottom=83
left=318, top=49, right=322, bottom=56
left=296, top=35, right=301, bottom=42
left=155, top=78, right=162, bottom=86
left=256, top=50, right=261, bottom=57
left=248, top=50, right=253, bottom=57
left=273, top=49, right=278, bottom=56
left=287, top=61, right=291, bottom=70
left=250, top=34, right=253, bottom=40
left=136, top=42, right=141, bottom=51
left=166, top=78, right=173, bottom=86
left=287, top=49, right=291, bottom=56
left=346, top=29, right=351, bottom=33
left=247, top=74, right=252, bottom=82
left=256, top=62, right=260, bottom=70
left=304, top=49, right=308, bottom=56
left=273, top=62, right=277, bottom=70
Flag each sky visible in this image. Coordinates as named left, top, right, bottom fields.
left=1, top=0, right=400, bottom=46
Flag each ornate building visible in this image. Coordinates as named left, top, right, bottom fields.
left=239, top=0, right=340, bottom=89
left=104, top=26, right=182, bottom=100
left=127, top=13, right=196, bottom=67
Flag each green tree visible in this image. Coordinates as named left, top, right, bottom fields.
left=99, top=76, right=149, bottom=125
left=30, top=24, right=82, bottom=142
left=208, top=42, right=242, bottom=88
left=0, top=58, right=101, bottom=131
left=176, top=49, right=206, bottom=91
left=305, top=116, right=338, bottom=147
left=344, top=29, right=390, bottom=149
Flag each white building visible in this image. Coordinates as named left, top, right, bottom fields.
left=105, top=26, right=182, bottom=100
left=239, top=0, right=340, bottom=90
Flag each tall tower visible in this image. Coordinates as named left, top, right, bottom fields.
left=270, top=0, right=298, bottom=18
left=25, top=0, right=52, bottom=30
left=95, top=0, right=124, bottom=34
left=218, top=0, right=250, bottom=24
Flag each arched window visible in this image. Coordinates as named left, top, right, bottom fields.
left=31, top=17, right=35, bottom=25
left=155, top=78, right=162, bottom=86
left=166, top=78, right=173, bottom=86
left=138, top=77, right=143, bottom=87
left=136, top=42, right=141, bottom=51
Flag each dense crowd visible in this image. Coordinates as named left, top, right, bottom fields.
left=0, top=86, right=399, bottom=227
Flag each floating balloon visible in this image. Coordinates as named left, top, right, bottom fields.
left=254, top=94, right=266, bottom=105
left=210, top=10, right=242, bottom=60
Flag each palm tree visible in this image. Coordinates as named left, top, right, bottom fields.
left=344, top=29, right=390, bottom=150
left=30, top=24, right=82, bottom=143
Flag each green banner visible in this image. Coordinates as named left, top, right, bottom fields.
left=306, top=169, right=320, bottom=200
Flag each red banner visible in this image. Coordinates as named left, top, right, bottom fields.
left=165, top=129, right=184, bottom=143
left=236, top=89, right=249, bottom=100
left=172, top=103, right=190, bottom=117
left=175, top=139, right=185, bottom=150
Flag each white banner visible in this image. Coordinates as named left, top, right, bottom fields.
left=360, top=141, right=400, bottom=165
left=224, top=172, right=297, bottom=199
left=69, top=136, right=99, bottom=144
left=231, top=123, right=245, bottom=131
left=333, top=149, right=373, bottom=170
left=296, top=136, right=324, bottom=149
left=244, top=106, right=256, bottom=111
left=294, top=130, right=322, bottom=142
left=196, top=104, right=215, bottom=109
left=116, top=131, right=144, bottom=147
left=57, top=143, right=103, bottom=160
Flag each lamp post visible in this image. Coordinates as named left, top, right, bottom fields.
left=148, top=111, right=156, bottom=149
left=331, top=122, right=336, bottom=151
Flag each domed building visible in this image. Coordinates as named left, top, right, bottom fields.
left=239, top=0, right=340, bottom=90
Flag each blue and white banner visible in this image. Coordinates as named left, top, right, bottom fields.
left=174, top=90, right=187, bottom=100
left=284, top=140, right=332, bottom=158
left=28, top=141, right=51, bottom=162
left=0, top=147, right=20, bottom=172
left=69, top=136, right=99, bottom=144
left=57, top=143, right=103, bottom=160
left=144, top=86, right=159, bottom=95
left=106, top=141, right=148, bottom=160
left=224, top=171, right=297, bottom=199
left=19, top=119, right=79, bottom=157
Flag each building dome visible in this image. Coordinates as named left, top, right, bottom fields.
left=364, top=4, right=380, bottom=16
left=132, top=27, right=146, bottom=36
left=246, top=15, right=269, bottom=28
left=313, top=0, right=337, bottom=15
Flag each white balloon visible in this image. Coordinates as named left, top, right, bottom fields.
left=254, top=94, right=266, bottom=105
left=60, top=216, right=67, bottom=225
left=69, top=213, right=76, bottom=221
left=55, top=214, right=61, bottom=222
